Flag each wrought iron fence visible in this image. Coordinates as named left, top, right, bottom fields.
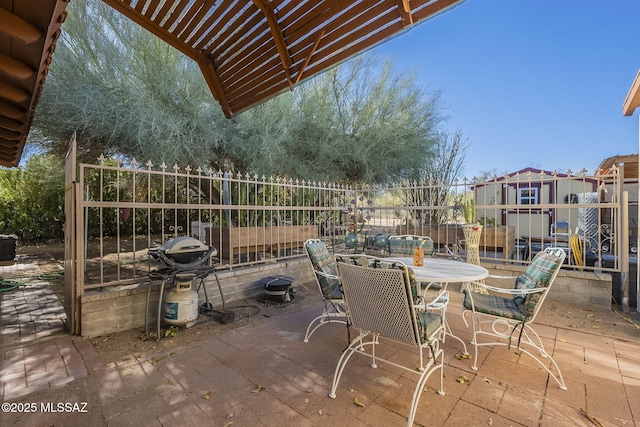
left=71, top=156, right=631, bottom=292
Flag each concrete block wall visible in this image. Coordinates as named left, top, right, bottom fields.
left=486, top=263, right=612, bottom=307
left=80, top=257, right=314, bottom=338
left=79, top=255, right=613, bottom=338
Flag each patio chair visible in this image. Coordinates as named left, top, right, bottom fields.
left=388, top=235, right=441, bottom=294
left=461, top=247, right=567, bottom=390
left=388, top=234, right=434, bottom=257
left=302, top=239, right=347, bottom=343
left=330, top=255, right=445, bottom=427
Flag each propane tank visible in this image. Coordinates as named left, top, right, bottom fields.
left=164, top=273, right=199, bottom=328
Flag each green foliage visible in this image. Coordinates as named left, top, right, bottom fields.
left=0, top=155, right=65, bottom=242
left=462, top=198, right=476, bottom=224
left=231, top=56, right=444, bottom=183
left=478, top=215, right=497, bottom=226
left=31, top=1, right=233, bottom=168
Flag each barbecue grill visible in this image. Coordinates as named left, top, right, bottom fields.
left=148, top=236, right=217, bottom=269
left=146, top=236, right=233, bottom=341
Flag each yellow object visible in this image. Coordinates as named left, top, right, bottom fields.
left=413, top=246, right=424, bottom=266
left=570, top=234, right=583, bottom=270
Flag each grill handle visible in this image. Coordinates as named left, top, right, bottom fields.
left=153, top=245, right=218, bottom=270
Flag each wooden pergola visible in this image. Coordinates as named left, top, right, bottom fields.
left=0, top=0, right=69, bottom=167
left=0, top=0, right=466, bottom=167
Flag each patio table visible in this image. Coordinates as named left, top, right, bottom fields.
left=386, top=256, right=489, bottom=355
left=385, top=256, right=489, bottom=284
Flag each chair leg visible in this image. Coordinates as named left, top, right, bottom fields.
left=330, top=332, right=447, bottom=427
left=329, top=332, right=371, bottom=399
left=303, top=313, right=327, bottom=343
left=467, top=316, right=567, bottom=390
left=469, top=314, right=481, bottom=371
left=303, top=302, right=347, bottom=342
left=407, top=347, right=445, bottom=426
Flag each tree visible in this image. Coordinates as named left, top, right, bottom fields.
left=0, top=154, right=65, bottom=241
left=403, top=130, right=471, bottom=224
left=230, top=56, right=445, bottom=183
left=31, top=1, right=233, bottom=168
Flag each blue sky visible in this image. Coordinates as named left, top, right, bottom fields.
left=372, top=0, right=640, bottom=179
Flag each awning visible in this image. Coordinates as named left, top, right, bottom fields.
left=0, top=0, right=69, bottom=167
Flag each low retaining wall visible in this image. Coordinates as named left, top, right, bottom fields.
left=485, top=263, right=612, bottom=307
left=205, top=225, right=319, bottom=264
left=80, top=257, right=314, bottom=338
left=79, top=256, right=612, bottom=338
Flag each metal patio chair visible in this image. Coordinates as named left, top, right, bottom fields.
left=388, top=234, right=440, bottom=294
left=302, top=239, right=347, bottom=342
left=330, top=255, right=445, bottom=426
left=461, top=247, right=568, bottom=390
left=388, top=234, right=435, bottom=257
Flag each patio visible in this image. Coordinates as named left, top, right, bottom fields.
left=1, top=256, right=639, bottom=426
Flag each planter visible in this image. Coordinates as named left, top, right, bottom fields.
left=397, top=225, right=515, bottom=260
left=461, top=224, right=483, bottom=265
left=205, top=226, right=319, bottom=264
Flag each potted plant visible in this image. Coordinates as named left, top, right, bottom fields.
left=461, top=198, right=483, bottom=265
left=462, top=198, right=477, bottom=225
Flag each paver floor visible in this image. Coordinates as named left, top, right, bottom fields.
left=1, top=256, right=639, bottom=426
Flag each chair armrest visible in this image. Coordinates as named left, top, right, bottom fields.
left=467, top=280, right=546, bottom=296
left=424, top=289, right=448, bottom=310
left=315, top=270, right=339, bottom=281
left=486, top=274, right=518, bottom=280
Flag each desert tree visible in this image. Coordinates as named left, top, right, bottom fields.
left=402, top=129, right=471, bottom=225
left=229, top=55, right=445, bottom=184
left=31, top=0, right=233, bottom=168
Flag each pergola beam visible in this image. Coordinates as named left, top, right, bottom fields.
left=197, top=57, right=233, bottom=118
left=396, top=0, right=413, bottom=25
left=295, top=30, right=325, bottom=85
left=0, top=7, right=44, bottom=43
left=623, top=70, right=640, bottom=116
left=252, top=0, right=294, bottom=90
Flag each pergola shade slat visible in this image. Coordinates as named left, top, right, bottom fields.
left=0, top=0, right=465, bottom=167
left=99, top=0, right=465, bottom=119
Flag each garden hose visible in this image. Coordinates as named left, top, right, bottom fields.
left=570, top=234, right=583, bottom=271
left=36, top=271, right=65, bottom=281
left=0, top=278, right=26, bottom=292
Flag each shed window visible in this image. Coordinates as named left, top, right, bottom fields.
left=518, top=187, right=539, bottom=205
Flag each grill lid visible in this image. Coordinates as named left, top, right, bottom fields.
left=162, top=236, right=209, bottom=255
left=149, top=236, right=217, bottom=270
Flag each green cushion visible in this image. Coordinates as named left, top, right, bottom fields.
left=388, top=239, right=417, bottom=256
left=463, top=291, right=526, bottom=321
left=463, top=250, right=562, bottom=321
left=513, top=250, right=562, bottom=317
left=388, top=237, right=434, bottom=256
left=416, top=311, right=443, bottom=342
left=305, top=240, right=341, bottom=300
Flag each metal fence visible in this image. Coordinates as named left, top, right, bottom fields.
left=68, top=155, right=632, bottom=296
